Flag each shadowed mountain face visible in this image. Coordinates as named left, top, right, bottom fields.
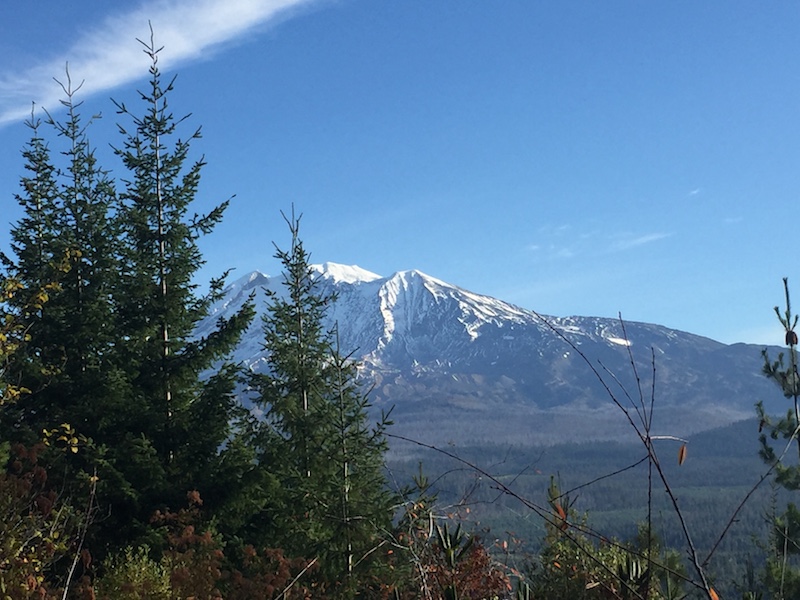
left=199, top=263, right=783, bottom=446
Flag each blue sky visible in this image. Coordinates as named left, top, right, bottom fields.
left=1, top=0, right=799, bottom=345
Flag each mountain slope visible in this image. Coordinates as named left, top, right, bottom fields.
left=201, top=263, right=781, bottom=445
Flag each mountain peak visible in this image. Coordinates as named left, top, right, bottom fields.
left=311, top=262, right=382, bottom=284
left=223, top=269, right=271, bottom=294
left=386, top=269, right=450, bottom=289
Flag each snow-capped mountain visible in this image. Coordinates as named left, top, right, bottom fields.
left=200, top=263, right=781, bottom=445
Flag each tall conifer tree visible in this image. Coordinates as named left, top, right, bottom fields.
left=1, top=73, right=121, bottom=442
left=757, top=278, right=800, bottom=595
left=248, top=211, right=394, bottom=595
left=0, top=72, right=136, bottom=568
left=108, top=30, right=254, bottom=545
left=2, top=34, right=254, bottom=555
left=0, top=107, right=62, bottom=418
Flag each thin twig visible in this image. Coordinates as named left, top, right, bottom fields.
left=555, top=455, right=649, bottom=500
left=532, top=311, right=716, bottom=597
left=62, top=469, right=97, bottom=599
left=704, top=422, right=800, bottom=566
left=620, top=316, right=648, bottom=431
left=276, top=556, right=318, bottom=600
left=387, top=432, right=689, bottom=598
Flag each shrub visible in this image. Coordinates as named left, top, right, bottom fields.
left=0, top=443, right=80, bottom=599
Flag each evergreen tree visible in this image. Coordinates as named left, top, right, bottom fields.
left=0, top=73, right=122, bottom=445
left=107, top=30, right=254, bottom=548
left=248, top=210, right=394, bottom=595
left=756, top=277, right=800, bottom=596
left=1, top=106, right=65, bottom=431
left=2, top=106, right=60, bottom=298
left=0, top=73, right=135, bottom=575
left=2, top=35, right=254, bottom=556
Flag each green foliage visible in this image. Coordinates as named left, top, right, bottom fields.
left=0, top=443, right=84, bottom=600
left=112, top=33, right=249, bottom=448
left=384, top=465, right=510, bottom=599
left=754, top=278, right=800, bottom=597
left=0, top=276, right=50, bottom=407
left=758, top=279, right=800, bottom=472
left=99, top=32, right=255, bottom=551
left=0, top=252, right=88, bottom=599
left=246, top=210, right=394, bottom=595
left=93, top=492, right=318, bottom=600
left=1, top=70, right=122, bottom=436
left=526, top=485, right=687, bottom=600
left=93, top=546, right=171, bottom=600
left=1, top=33, right=254, bottom=559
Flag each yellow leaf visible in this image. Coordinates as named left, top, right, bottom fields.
left=709, top=587, right=719, bottom=600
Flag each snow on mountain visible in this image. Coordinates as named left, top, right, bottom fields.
left=200, top=263, right=780, bottom=445
left=311, top=262, right=382, bottom=284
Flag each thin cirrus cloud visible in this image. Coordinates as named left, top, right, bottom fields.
left=529, top=230, right=671, bottom=259
left=0, top=0, right=320, bottom=126
left=610, top=232, right=671, bottom=252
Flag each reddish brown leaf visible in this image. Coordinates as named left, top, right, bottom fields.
left=553, top=502, right=568, bottom=530
left=678, top=443, right=688, bottom=466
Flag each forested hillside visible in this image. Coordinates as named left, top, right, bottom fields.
left=4, top=42, right=800, bottom=600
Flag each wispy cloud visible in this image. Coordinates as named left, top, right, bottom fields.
left=527, top=224, right=581, bottom=260
left=610, top=232, right=671, bottom=252
left=0, top=0, right=319, bottom=126
left=553, top=246, right=576, bottom=259
left=527, top=225, right=671, bottom=260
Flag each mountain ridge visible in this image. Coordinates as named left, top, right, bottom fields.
left=203, top=263, right=781, bottom=446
